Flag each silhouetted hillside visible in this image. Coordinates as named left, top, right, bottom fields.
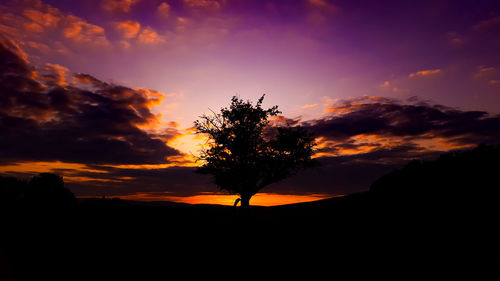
left=370, top=143, right=500, bottom=218
left=1, top=145, right=499, bottom=279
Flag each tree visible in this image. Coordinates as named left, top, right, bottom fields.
left=194, top=95, right=317, bottom=208
left=26, top=173, right=76, bottom=209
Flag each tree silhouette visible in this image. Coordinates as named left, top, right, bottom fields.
left=0, top=175, right=27, bottom=208
left=194, top=95, right=317, bottom=208
left=26, top=173, right=76, bottom=209
left=1, top=173, right=76, bottom=210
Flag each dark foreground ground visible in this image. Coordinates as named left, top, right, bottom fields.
left=3, top=145, right=499, bottom=279
left=1, top=192, right=499, bottom=280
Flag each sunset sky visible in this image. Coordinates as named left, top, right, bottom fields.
left=1, top=0, right=500, bottom=205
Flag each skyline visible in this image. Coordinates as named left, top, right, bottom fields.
left=1, top=0, right=500, bottom=205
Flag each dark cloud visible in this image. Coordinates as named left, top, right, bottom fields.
left=304, top=98, right=500, bottom=144
left=257, top=97, right=500, bottom=196
left=63, top=166, right=215, bottom=197
left=264, top=144, right=446, bottom=195
left=0, top=37, right=180, bottom=165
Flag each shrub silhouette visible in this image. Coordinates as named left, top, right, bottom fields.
left=194, top=95, right=317, bottom=208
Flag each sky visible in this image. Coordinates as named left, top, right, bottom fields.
left=1, top=0, right=500, bottom=205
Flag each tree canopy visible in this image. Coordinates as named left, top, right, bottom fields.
left=194, top=95, right=317, bottom=207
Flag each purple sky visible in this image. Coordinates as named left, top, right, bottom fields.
left=1, top=0, right=500, bottom=205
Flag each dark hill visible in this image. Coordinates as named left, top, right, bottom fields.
left=1, top=145, right=499, bottom=279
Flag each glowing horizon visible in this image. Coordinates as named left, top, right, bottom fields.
left=78, top=192, right=340, bottom=207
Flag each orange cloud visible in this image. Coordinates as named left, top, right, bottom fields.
left=0, top=1, right=111, bottom=51
left=269, top=115, right=300, bottom=126
left=134, top=88, right=165, bottom=109
left=0, top=161, right=139, bottom=184
left=7, top=6, right=62, bottom=34
left=116, top=20, right=141, bottom=39
left=23, top=22, right=44, bottom=32
left=138, top=27, right=165, bottom=44
left=0, top=161, right=108, bottom=175
left=40, top=63, right=70, bottom=87
left=62, top=15, right=110, bottom=46
left=408, top=69, right=441, bottom=78
left=23, top=9, right=61, bottom=28
left=313, top=129, right=478, bottom=161
left=312, top=134, right=391, bottom=158
left=301, top=104, right=318, bottom=109
left=103, top=151, right=199, bottom=169
left=324, top=103, right=364, bottom=113
left=73, top=73, right=107, bottom=87
left=167, top=121, right=180, bottom=127
left=63, top=176, right=133, bottom=183
left=413, top=133, right=476, bottom=152
left=474, top=66, right=497, bottom=79
left=183, top=0, right=225, bottom=12
left=156, top=2, right=171, bottom=20
left=2, top=36, right=30, bottom=63
left=101, top=0, right=140, bottom=13
left=22, top=41, right=51, bottom=53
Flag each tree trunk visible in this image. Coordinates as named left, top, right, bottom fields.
left=240, top=193, right=251, bottom=209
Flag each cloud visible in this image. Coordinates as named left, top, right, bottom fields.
left=167, top=121, right=180, bottom=127
left=156, top=2, right=171, bottom=20
left=268, top=115, right=301, bottom=127
left=73, top=73, right=109, bottom=88
left=0, top=36, right=181, bottom=165
left=68, top=166, right=215, bottom=197
left=301, top=104, right=317, bottom=109
left=23, top=8, right=60, bottom=28
left=251, top=96, right=500, bottom=195
left=307, top=0, right=339, bottom=12
left=474, top=66, right=499, bottom=80
left=138, top=26, right=165, bottom=44
left=62, top=15, right=110, bottom=46
left=306, top=0, right=340, bottom=25
left=324, top=96, right=396, bottom=114
left=21, top=40, right=51, bottom=53
left=445, top=15, right=500, bottom=52
left=408, top=69, right=441, bottom=78
left=101, top=0, right=140, bottom=13
left=472, top=66, right=500, bottom=87
left=475, top=66, right=496, bottom=75
left=472, top=16, right=500, bottom=32
left=304, top=96, right=500, bottom=159
left=183, top=0, right=225, bottom=12
left=0, top=0, right=111, bottom=49
left=0, top=1, right=64, bottom=37
left=116, top=20, right=141, bottom=39
left=38, top=63, right=70, bottom=87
